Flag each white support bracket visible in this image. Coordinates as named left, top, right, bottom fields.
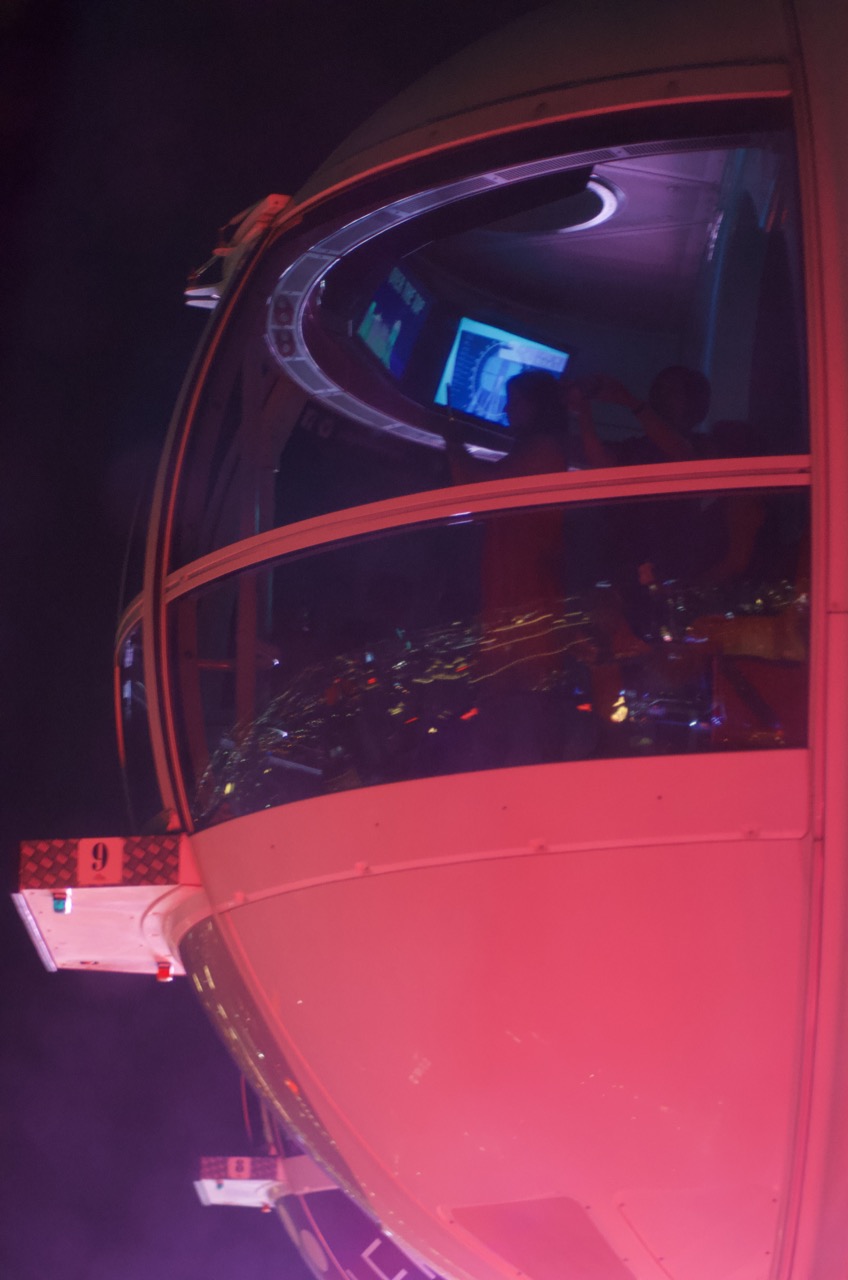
left=194, top=1153, right=337, bottom=1209
left=13, top=834, right=208, bottom=977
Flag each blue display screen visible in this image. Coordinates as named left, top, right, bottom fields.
left=434, top=317, right=569, bottom=426
left=356, top=268, right=431, bottom=379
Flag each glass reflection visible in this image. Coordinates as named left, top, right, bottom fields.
left=170, top=488, right=809, bottom=828
left=180, top=916, right=367, bottom=1208
left=172, top=126, right=806, bottom=567
left=117, top=625, right=165, bottom=831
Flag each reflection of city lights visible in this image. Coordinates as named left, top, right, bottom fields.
left=194, top=577, right=807, bottom=823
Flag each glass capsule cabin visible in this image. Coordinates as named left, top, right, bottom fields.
left=115, top=3, right=848, bottom=1278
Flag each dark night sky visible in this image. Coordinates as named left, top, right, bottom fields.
left=0, top=3, right=545, bottom=1277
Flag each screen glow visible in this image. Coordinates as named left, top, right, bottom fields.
left=435, top=317, right=569, bottom=426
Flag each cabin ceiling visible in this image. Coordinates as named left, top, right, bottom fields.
left=417, top=149, right=728, bottom=331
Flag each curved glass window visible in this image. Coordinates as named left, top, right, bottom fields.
left=171, top=113, right=807, bottom=569
left=180, top=915, right=367, bottom=1208
left=116, top=624, right=164, bottom=831
left=169, top=485, right=809, bottom=828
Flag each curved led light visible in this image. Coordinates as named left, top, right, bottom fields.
left=557, top=177, right=621, bottom=231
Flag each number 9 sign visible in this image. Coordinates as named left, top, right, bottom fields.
left=76, top=838, right=124, bottom=885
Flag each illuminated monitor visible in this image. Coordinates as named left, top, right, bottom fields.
left=356, top=267, right=432, bottom=379
left=434, top=317, right=570, bottom=426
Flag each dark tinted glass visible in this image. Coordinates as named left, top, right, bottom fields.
left=117, top=626, right=164, bottom=831
left=172, top=129, right=807, bottom=568
left=169, top=488, right=809, bottom=827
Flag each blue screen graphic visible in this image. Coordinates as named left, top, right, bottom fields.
left=357, top=268, right=431, bottom=379
left=435, top=317, right=569, bottom=426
